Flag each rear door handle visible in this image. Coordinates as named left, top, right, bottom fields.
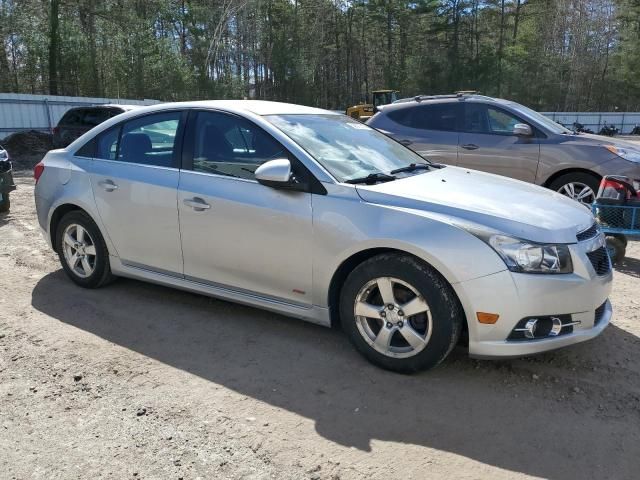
left=183, top=197, right=211, bottom=211
left=98, top=179, right=118, bottom=191
left=399, top=139, right=413, bottom=146
left=461, top=144, right=479, bottom=150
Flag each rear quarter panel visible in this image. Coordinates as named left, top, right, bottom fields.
left=35, top=153, right=116, bottom=256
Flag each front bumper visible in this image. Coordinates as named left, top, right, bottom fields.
left=454, top=242, right=613, bottom=359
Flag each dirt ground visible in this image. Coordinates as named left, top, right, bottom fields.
left=1, top=173, right=639, bottom=480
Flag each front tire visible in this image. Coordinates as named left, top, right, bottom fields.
left=339, top=253, right=463, bottom=373
left=55, top=211, right=114, bottom=288
left=549, top=172, right=600, bottom=205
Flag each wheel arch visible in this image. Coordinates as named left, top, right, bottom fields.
left=49, top=203, right=104, bottom=254
left=327, top=247, right=468, bottom=335
left=542, top=168, right=601, bottom=189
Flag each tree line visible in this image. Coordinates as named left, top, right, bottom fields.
left=1, top=0, right=640, bottom=112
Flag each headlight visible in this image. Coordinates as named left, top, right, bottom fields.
left=0, top=149, right=7, bottom=160
left=487, top=235, right=573, bottom=274
left=604, top=145, right=640, bottom=163
left=453, top=221, right=574, bottom=274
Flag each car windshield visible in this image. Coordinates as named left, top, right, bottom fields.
left=266, top=114, right=428, bottom=182
left=507, top=102, right=573, bottom=135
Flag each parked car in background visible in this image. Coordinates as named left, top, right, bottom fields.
left=0, top=146, right=16, bottom=212
left=53, top=105, right=139, bottom=148
left=34, top=101, right=612, bottom=373
left=367, top=93, right=640, bottom=205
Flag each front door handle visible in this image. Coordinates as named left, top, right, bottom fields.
left=399, top=139, right=413, bottom=146
left=461, top=144, right=479, bottom=150
left=98, top=179, right=118, bottom=191
left=183, top=197, right=211, bottom=211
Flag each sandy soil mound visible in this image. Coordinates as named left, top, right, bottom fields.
left=0, top=130, right=53, bottom=168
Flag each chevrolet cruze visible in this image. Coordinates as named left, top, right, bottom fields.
left=34, top=101, right=613, bottom=372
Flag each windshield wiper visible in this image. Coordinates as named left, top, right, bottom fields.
left=345, top=172, right=396, bottom=184
left=390, top=163, right=432, bottom=175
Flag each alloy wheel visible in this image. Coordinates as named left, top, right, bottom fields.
left=353, top=276, right=432, bottom=358
left=62, top=223, right=97, bottom=278
left=557, top=181, right=595, bottom=205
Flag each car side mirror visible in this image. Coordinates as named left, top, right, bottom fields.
left=255, top=158, right=293, bottom=188
left=513, top=123, right=533, bottom=137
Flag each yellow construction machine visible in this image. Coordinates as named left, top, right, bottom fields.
left=346, top=89, right=399, bottom=121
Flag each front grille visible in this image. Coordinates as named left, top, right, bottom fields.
left=576, top=223, right=599, bottom=242
left=594, top=301, right=607, bottom=326
left=586, top=247, right=611, bottom=276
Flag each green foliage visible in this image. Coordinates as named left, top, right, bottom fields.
left=0, top=0, right=638, bottom=110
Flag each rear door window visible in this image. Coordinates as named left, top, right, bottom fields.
left=118, top=112, right=181, bottom=167
left=387, top=108, right=414, bottom=127
left=412, top=103, right=461, bottom=131
left=388, top=103, right=461, bottom=132
left=96, top=127, right=121, bottom=160
left=93, top=111, right=182, bottom=166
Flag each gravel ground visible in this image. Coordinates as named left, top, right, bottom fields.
left=1, top=174, right=639, bottom=480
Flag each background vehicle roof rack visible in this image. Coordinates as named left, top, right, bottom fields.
left=409, top=91, right=482, bottom=103
left=413, top=94, right=460, bottom=102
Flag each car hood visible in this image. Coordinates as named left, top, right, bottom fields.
left=354, top=166, right=594, bottom=244
left=560, top=132, right=640, bottom=149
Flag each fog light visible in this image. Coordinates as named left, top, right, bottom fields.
left=523, top=318, right=538, bottom=339
left=549, top=317, right=563, bottom=336
left=509, top=314, right=579, bottom=341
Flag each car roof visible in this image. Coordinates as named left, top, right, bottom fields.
left=64, top=100, right=341, bottom=155
left=124, top=100, right=336, bottom=117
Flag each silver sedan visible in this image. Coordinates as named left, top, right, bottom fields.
left=34, top=101, right=612, bottom=372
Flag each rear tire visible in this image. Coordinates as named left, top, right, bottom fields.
left=548, top=172, right=600, bottom=205
left=55, top=211, right=114, bottom=288
left=339, top=253, right=463, bottom=373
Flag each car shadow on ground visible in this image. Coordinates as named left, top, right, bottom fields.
left=615, top=255, right=640, bottom=278
left=0, top=209, right=13, bottom=228
left=31, top=271, right=639, bottom=480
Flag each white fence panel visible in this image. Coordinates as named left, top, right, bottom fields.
left=542, top=112, right=640, bottom=134
left=0, top=93, right=160, bottom=139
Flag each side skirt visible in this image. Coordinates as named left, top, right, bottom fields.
left=109, top=256, right=332, bottom=327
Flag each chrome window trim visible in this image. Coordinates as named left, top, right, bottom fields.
left=82, top=156, right=181, bottom=172
left=179, top=167, right=260, bottom=185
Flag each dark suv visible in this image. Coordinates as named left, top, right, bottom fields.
left=367, top=93, right=640, bottom=204
left=53, top=105, right=138, bottom=148
left=0, top=145, right=15, bottom=212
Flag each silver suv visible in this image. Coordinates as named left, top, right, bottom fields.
left=368, top=94, right=640, bottom=204
left=34, top=101, right=612, bottom=372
